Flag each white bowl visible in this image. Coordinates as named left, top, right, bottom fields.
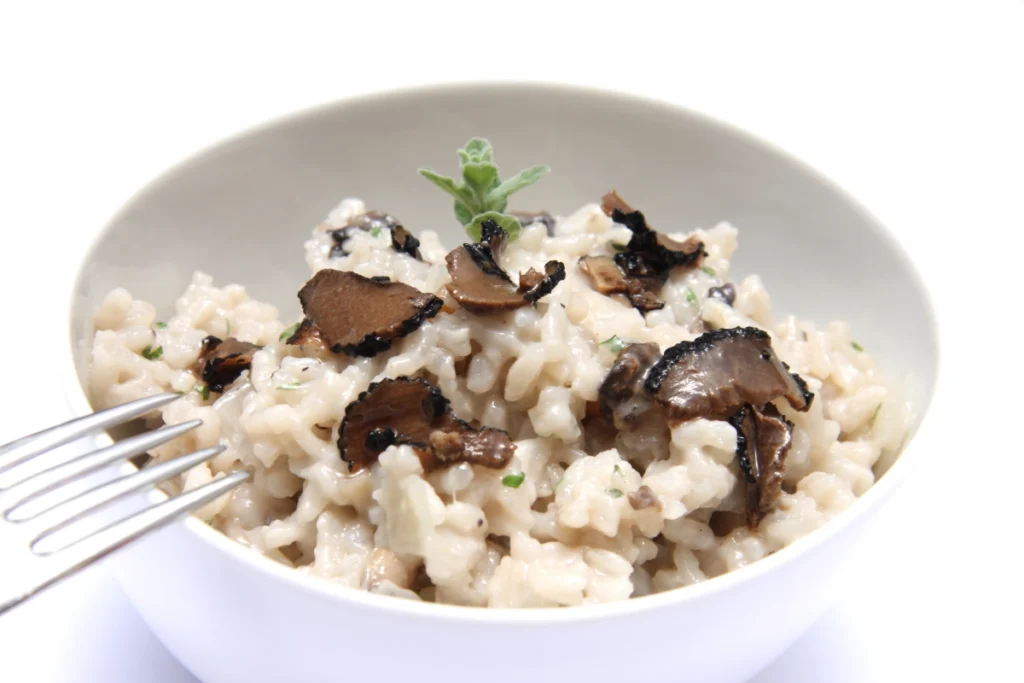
left=64, top=83, right=939, bottom=683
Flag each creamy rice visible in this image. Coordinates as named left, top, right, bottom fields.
left=89, top=198, right=912, bottom=607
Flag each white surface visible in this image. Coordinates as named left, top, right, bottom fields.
left=0, top=2, right=1021, bottom=681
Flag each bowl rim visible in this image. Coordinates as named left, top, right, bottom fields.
left=62, top=79, right=941, bottom=624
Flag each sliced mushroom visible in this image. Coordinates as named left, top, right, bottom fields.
left=644, top=327, right=814, bottom=423
left=578, top=256, right=665, bottom=312
left=601, top=190, right=706, bottom=276
left=510, top=210, right=556, bottom=237
left=197, top=336, right=261, bottom=393
left=598, top=342, right=661, bottom=430
left=730, top=403, right=794, bottom=526
left=445, top=219, right=565, bottom=313
left=328, top=210, right=422, bottom=260
left=337, top=377, right=515, bottom=473
left=288, top=269, right=442, bottom=357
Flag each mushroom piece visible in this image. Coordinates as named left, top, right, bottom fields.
left=601, top=190, right=706, bottom=277
left=337, top=377, right=516, bottom=473
left=708, top=510, right=747, bottom=537
left=328, top=210, right=422, bottom=260
left=644, top=327, right=814, bottom=423
left=598, top=342, right=661, bottom=430
left=510, top=210, right=556, bottom=237
left=197, top=336, right=261, bottom=393
left=730, top=403, right=794, bottom=526
left=444, top=219, right=566, bottom=313
left=287, top=269, right=442, bottom=357
left=578, top=255, right=665, bottom=312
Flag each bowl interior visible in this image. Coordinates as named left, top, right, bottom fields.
left=68, top=82, right=938, bottom=435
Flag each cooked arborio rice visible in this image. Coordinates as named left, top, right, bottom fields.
left=90, top=198, right=912, bottom=607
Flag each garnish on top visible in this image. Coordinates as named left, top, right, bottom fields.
left=419, top=138, right=550, bottom=242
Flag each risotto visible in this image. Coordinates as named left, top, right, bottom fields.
left=89, top=140, right=911, bottom=608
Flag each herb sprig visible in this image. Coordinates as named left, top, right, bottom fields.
left=419, top=138, right=550, bottom=242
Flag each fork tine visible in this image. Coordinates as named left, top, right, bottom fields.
left=0, top=393, right=180, bottom=475
left=2, top=471, right=249, bottom=615
left=0, top=419, right=203, bottom=513
left=16, top=443, right=226, bottom=530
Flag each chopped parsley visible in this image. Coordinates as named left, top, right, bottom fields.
left=685, top=287, right=699, bottom=306
left=607, top=487, right=624, bottom=498
left=195, top=384, right=211, bottom=401
left=851, top=341, right=864, bottom=352
left=154, top=321, right=168, bottom=329
left=611, top=242, right=629, bottom=252
left=502, top=472, right=526, bottom=489
left=871, top=404, right=882, bottom=425
left=600, top=335, right=625, bottom=354
left=613, top=464, right=622, bottom=475
left=370, top=226, right=383, bottom=238
left=141, top=345, right=163, bottom=360
left=276, top=382, right=304, bottom=391
left=702, top=265, right=716, bottom=276
left=279, top=322, right=300, bottom=341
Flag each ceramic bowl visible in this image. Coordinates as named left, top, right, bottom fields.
left=64, top=83, right=939, bottom=683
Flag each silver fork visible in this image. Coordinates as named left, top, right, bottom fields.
left=0, top=392, right=248, bottom=615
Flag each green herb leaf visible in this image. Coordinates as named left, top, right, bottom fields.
left=141, top=345, right=163, bottom=360
left=600, top=335, right=625, bottom=354
left=370, top=226, right=383, bottom=238
left=195, top=384, right=211, bottom=401
left=418, top=168, right=477, bottom=208
left=502, top=472, right=526, bottom=489
left=487, top=166, right=550, bottom=205
left=685, top=287, right=699, bottom=306
left=702, top=265, right=716, bottom=276
left=279, top=322, right=300, bottom=341
left=155, top=321, right=168, bottom=329
left=613, top=464, right=622, bottom=475
left=851, top=341, right=864, bottom=352
left=871, top=404, right=882, bottom=425
left=421, top=138, right=549, bottom=241
left=458, top=137, right=494, bottom=164
left=611, top=242, right=629, bottom=252
left=607, top=487, right=624, bottom=498
left=467, top=212, right=522, bottom=243
left=276, top=382, right=304, bottom=391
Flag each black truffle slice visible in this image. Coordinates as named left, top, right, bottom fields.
left=601, top=190, right=706, bottom=277
left=730, top=403, right=794, bottom=527
left=328, top=210, right=422, bottom=260
left=598, top=342, right=661, bottom=430
left=644, top=327, right=814, bottom=423
left=578, top=255, right=665, bottom=312
left=288, top=269, right=442, bottom=357
left=444, top=219, right=565, bottom=313
left=198, top=336, right=261, bottom=393
left=337, top=377, right=516, bottom=473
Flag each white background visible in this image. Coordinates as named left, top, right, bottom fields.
left=1, top=2, right=1022, bottom=681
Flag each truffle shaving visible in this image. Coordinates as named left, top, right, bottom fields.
left=289, top=269, right=442, bottom=357
left=644, top=327, right=814, bottom=423
left=730, top=403, right=794, bottom=526
left=338, top=377, right=515, bottom=473
left=328, top=210, right=422, bottom=260
left=198, top=336, right=261, bottom=393
left=445, top=219, right=565, bottom=313
left=601, top=190, right=706, bottom=277
left=578, top=255, right=665, bottom=312
left=598, top=342, right=661, bottom=430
